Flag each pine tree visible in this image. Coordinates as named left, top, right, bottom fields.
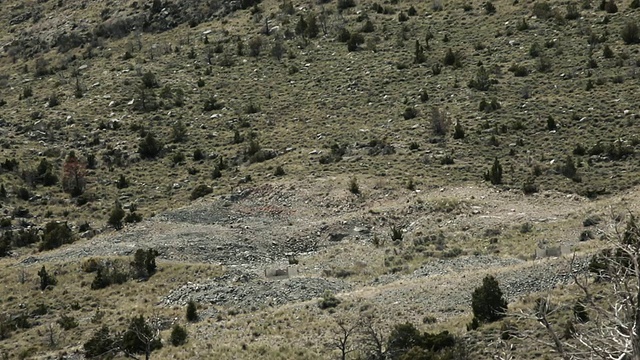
left=471, top=275, right=508, bottom=324
left=121, top=315, right=162, bottom=359
left=414, top=40, right=426, bottom=64
left=108, top=201, right=125, bottom=230
left=170, top=324, right=188, bottom=346
left=186, top=300, right=198, bottom=322
left=38, top=265, right=57, bottom=290
left=484, top=158, right=503, bottom=185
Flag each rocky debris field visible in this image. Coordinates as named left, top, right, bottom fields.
left=162, top=268, right=352, bottom=316
left=21, top=181, right=602, bottom=322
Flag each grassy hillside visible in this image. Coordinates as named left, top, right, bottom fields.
left=0, top=0, right=639, bottom=357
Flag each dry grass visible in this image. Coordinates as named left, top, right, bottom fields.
left=0, top=257, right=223, bottom=357
left=1, top=0, right=640, bottom=357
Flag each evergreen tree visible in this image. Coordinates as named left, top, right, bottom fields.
left=414, top=40, right=426, bottom=64
left=186, top=300, right=198, bottom=322
left=84, top=326, right=117, bottom=358
left=121, top=315, right=162, bottom=359
left=138, top=132, right=163, bottom=159
left=170, top=324, right=188, bottom=346
left=471, top=275, right=508, bottom=324
left=484, top=158, right=503, bottom=185
left=108, top=201, right=125, bottom=230
left=38, top=265, right=57, bottom=290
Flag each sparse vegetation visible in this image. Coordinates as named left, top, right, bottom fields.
left=1, top=0, right=640, bottom=358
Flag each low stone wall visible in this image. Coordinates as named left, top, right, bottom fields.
left=264, top=266, right=298, bottom=279
left=535, top=245, right=570, bottom=259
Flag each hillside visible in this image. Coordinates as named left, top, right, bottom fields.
left=0, top=0, right=639, bottom=358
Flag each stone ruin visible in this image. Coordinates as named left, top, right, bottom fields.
left=535, top=244, right=571, bottom=259
left=264, top=266, right=298, bottom=279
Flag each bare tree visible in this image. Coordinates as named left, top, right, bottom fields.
left=333, top=318, right=359, bottom=360
left=360, top=314, right=387, bottom=360
left=513, top=212, right=640, bottom=360
left=121, top=314, right=162, bottom=360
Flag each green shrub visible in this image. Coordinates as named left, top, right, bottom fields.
left=245, top=102, right=260, bottom=114
left=348, top=177, right=360, bottom=195
left=1, top=234, right=16, bottom=257
left=347, top=33, right=365, bottom=51
left=13, top=229, right=40, bottom=248
left=171, top=120, right=187, bottom=143
left=48, top=93, right=60, bottom=107
left=387, top=323, right=456, bottom=359
left=561, top=155, right=578, bottom=179
left=468, top=66, right=491, bottom=91
left=546, top=115, right=557, bottom=130
left=141, top=71, right=159, bottom=88
left=532, top=1, right=553, bottom=19
left=16, top=187, right=30, bottom=201
left=203, top=96, right=224, bottom=111
left=604, top=0, right=618, bottom=12
left=38, top=265, right=57, bottom=290
left=387, top=323, right=423, bottom=358
left=537, top=56, right=552, bottom=73
left=414, top=40, right=426, bottom=64
left=431, top=63, right=442, bottom=75
left=443, top=48, right=458, bottom=66
left=470, top=275, right=508, bottom=325
left=622, top=21, right=640, bottom=44
left=483, top=158, right=503, bottom=185
left=190, top=185, right=213, bottom=200
left=170, top=324, right=188, bottom=346
left=138, top=132, right=163, bottom=159
left=90, top=265, right=129, bottom=290
left=171, top=152, right=186, bottom=165
left=193, top=149, right=205, bottom=161
left=108, top=201, right=125, bottom=230
left=337, top=28, right=351, bottom=42
left=485, top=1, right=496, bottom=13
left=116, top=174, right=129, bottom=189
left=304, top=14, right=319, bottom=38
left=403, top=107, right=418, bottom=120
left=121, top=315, right=162, bottom=356
left=274, top=165, right=285, bottom=176
left=440, top=154, right=455, bottom=165
left=84, top=326, right=116, bottom=357
left=57, top=315, right=78, bottom=330
left=529, top=42, right=542, bottom=57
left=131, top=248, right=159, bottom=279
left=124, top=212, right=143, bottom=224
left=186, top=300, right=198, bottom=322
left=565, top=3, right=580, bottom=19
left=509, top=63, right=529, bottom=77
left=318, top=291, right=341, bottom=309
left=39, top=221, right=73, bottom=251
left=453, top=122, right=465, bottom=139
left=517, top=18, right=529, bottom=31
left=479, top=98, right=501, bottom=113
left=522, top=179, right=539, bottom=194
left=337, top=0, right=356, bottom=10
left=22, top=86, right=33, bottom=99
left=390, top=225, right=403, bottom=241
left=248, top=36, right=263, bottom=57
